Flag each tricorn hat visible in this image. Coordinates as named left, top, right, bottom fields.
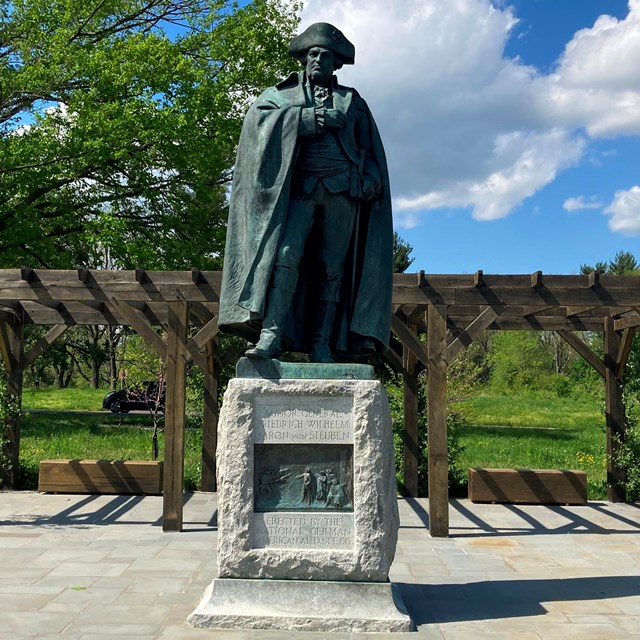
left=289, top=23, right=355, bottom=65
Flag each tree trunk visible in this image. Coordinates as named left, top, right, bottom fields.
left=108, top=327, right=118, bottom=391
left=91, top=359, right=100, bottom=389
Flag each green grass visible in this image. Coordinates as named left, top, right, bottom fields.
left=17, top=412, right=202, bottom=492
left=455, top=390, right=607, bottom=499
left=15, top=386, right=610, bottom=499
left=22, top=387, right=108, bottom=411
left=458, top=391, right=604, bottom=430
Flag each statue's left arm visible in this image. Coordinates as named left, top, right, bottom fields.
left=354, top=96, right=383, bottom=202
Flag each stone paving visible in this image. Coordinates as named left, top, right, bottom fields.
left=0, top=491, right=639, bottom=639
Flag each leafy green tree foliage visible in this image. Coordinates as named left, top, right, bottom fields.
left=486, top=330, right=602, bottom=396
left=118, top=332, right=166, bottom=459
left=23, top=324, right=121, bottom=389
left=580, top=250, right=640, bottom=497
left=1, top=0, right=299, bottom=269
left=0, top=359, right=19, bottom=483
left=620, top=392, right=640, bottom=501
left=392, top=231, right=415, bottom=273
left=387, top=372, right=467, bottom=497
left=578, top=250, right=640, bottom=394
left=488, top=331, right=555, bottom=390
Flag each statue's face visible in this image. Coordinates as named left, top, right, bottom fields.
left=305, top=46, right=336, bottom=81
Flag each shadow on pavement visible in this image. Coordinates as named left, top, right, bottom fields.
left=450, top=499, right=640, bottom=537
left=401, top=497, right=430, bottom=529
left=0, top=492, right=218, bottom=529
left=398, top=575, right=640, bottom=625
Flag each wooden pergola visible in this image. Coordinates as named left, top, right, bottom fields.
left=1, top=268, right=639, bottom=536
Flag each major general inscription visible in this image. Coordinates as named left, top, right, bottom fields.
left=253, top=395, right=353, bottom=444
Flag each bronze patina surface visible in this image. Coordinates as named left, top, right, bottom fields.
left=219, top=23, right=393, bottom=364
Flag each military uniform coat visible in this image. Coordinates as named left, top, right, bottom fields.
left=218, top=71, right=393, bottom=355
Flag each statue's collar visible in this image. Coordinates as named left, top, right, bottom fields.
left=276, top=72, right=351, bottom=111
left=304, top=72, right=339, bottom=91
left=303, top=73, right=351, bottom=109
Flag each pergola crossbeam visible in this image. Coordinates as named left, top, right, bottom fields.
left=447, top=305, right=505, bottom=362
left=614, top=312, right=640, bottom=331
left=191, top=315, right=219, bottom=350
left=381, top=346, right=403, bottom=373
left=390, top=314, right=428, bottom=367
left=2, top=269, right=640, bottom=536
left=109, top=299, right=167, bottom=361
left=0, top=322, right=14, bottom=373
left=24, top=325, right=69, bottom=368
left=617, top=327, right=636, bottom=379
left=556, top=330, right=606, bottom=378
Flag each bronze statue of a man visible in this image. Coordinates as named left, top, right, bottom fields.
left=219, top=23, right=392, bottom=362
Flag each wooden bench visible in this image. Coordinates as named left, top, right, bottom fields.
left=468, top=468, right=587, bottom=505
left=38, top=459, right=163, bottom=495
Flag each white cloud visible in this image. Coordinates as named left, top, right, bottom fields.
left=605, top=186, right=640, bottom=234
left=10, top=123, right=31, bottom=137
left=556, top=16, right=640, bottom=91
left=297, top=0, right=640, bottom=229
left=396, top=130, right=584, bottom=222
left=547, top=1, right=640, bottom=137
left=563, top=196, right=604, bottom=212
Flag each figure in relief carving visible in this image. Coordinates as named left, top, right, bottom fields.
left=316, top=470, right=328, bottom=502
left=325, top=478, right=347, bottom=508
left=295, top=467, right=314, bottom=505
left=258, top=468, right=291, bottom=498
left=218, top=22, right=392, bottom=363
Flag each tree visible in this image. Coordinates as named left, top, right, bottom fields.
left=1, top=0, right=299, bottom=269
left=119, top=332, right=166, bottom=460
left=579, top=251, right=640, bottom=498
left=540, top=331, right=575, bottom=375
left=488, top=331, right=555, bottom=390
left=580, top=250, right=640, bottom=276
left=392, top=231, right=415, bottom=273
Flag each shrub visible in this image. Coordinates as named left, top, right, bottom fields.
left=617, top=397, right=640, bottom=502
left=387, top=371, right=466, bottom=497
left=552, top=375, right=573, bottom=398
left=0, top=361, right=20, bottom=484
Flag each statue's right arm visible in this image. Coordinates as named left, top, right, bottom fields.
left=299, top=107, right=318, bottom=137
left=252, top=89, right=315, bottom=139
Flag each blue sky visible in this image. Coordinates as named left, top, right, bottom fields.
left=300, top=0, right=640, bottom=274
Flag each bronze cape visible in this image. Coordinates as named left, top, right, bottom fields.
left=219, top=71, right=393, bottom=355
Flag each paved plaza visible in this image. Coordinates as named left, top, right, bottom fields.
left=0, top=491, right=639, bottom=639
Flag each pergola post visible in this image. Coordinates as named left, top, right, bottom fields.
left=402, top=323, right=419, bottom=497
left=200, top=338, right=219, bottom=493
left=163, top=301, right=188, bottom=531
left=0, top=320, right=24, bottom=490
left=604, top=316, right=626, bottom=502
left=426, top=304, right=449, bottom=537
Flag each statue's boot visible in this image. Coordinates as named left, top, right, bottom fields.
left=245, top=328, right=282, bottom=359
left=309, top=301, right=337, bottom=363
left=245, top=285, right=293, bottom=359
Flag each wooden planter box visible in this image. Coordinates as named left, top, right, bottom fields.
left=468, top=468, right=587, bottom=505
left=38, top=459, right=163, bottom=495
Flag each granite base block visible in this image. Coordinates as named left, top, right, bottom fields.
left=187, top=578, right=414, bottom=633
left=215, top=377, right=400, bottom=582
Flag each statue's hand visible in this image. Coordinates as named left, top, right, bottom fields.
left=324, top=109, right=347, bottom=130
left=362, top=175, right=380, bottom=201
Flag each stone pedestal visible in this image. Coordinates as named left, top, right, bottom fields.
left=189, top=360, right=412, bottom=632
left=189, top=579, right=411, bottom=632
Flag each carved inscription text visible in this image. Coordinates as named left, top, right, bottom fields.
left=253, top=396, right=353, bottom=444
left=253, top=511, right=354, bottom=549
